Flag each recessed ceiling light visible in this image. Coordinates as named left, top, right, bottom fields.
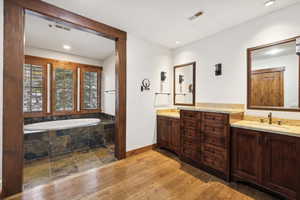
left=175, top=41, right=181, bottom=44
left=264, top=0, right=275, bottom=7
left=63, top=44, right=71, bottom=50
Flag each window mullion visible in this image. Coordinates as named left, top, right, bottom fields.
left=29, top=65, right=33, bottom=112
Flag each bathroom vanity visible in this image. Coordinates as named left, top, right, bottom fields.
left=156, top=108, right=300, bottom=200
left=231, top=122, right=300, bottom=200
left=156, top=35, right=300, bottom=199
left=179, top=108, right=243, bottom=181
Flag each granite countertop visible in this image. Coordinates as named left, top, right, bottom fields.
left=177, top=106, right=244, bottom=114
left=231, top=120, right=300, bottom=138
left=157, top=112, right=180, bottom=119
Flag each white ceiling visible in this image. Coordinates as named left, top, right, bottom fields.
left=42, top=0, right=300, bottom=49
left=25, top=12, right=115, bottom=60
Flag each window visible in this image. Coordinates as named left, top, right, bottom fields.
left=23, top=56, right=47, bottom=116
left=23, top=56, right=102, bottom=116
left=80, top=65, right=102, bottom=111
left=52, top=63, right=76, bottom=113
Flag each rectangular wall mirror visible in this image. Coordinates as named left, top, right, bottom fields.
left=248, top=37, right=300, bottom=111
left=173, top=62, right=196, bottom=106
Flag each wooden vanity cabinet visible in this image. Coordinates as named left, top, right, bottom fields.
left=231, top=128, right=262, bottom=184
left=180, top=110, right=202, bottom=162
left=180, top=110, right=231, bottom=180
left=231, top=128, right=300, bottom=200
left=170, top=118, right=181, bottom=153
left=157, top=116, right=181, bottom=155
left=262, top=133, right=299, bottom=199
left=201, top=112, right=230, bottom=178
left=157, top=116, right=171, bottom=148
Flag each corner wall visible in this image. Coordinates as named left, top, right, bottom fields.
left=126, top=34, right=172, bottom=151
left=172, top=3, right=300, bottom=119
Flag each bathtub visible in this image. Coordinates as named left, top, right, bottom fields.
left=24, top=118, right=101, bottom=134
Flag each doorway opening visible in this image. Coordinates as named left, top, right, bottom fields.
left=3, top=0, right=126, bottom=197
left=22, top=11, right=117, bottom=189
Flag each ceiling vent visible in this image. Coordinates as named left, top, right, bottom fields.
left=48, top=23, right=71, bottom=31
left=188, top=11, right=204, bottom=21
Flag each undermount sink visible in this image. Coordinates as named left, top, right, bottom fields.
left=231, top=120, right=300, bottom=137
left=249, top=121, right=290, bottom=130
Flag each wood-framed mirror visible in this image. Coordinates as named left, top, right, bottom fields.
left=247, top=36, right=300, bottom=112
left=173, top=62, right=196, bottom=106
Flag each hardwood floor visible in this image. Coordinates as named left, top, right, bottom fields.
left=6, top=149, right=279, bottom=200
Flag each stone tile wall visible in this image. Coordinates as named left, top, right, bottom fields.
left=24, top=120, right=115, bottom=162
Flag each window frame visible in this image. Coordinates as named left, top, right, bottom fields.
left=24, top=55, right=48, bottom=118
left=23, top=55, right=103, bottom=117
left=80, top=64, right=102, bottom=113
left=51, top=60, right=78, bottom=115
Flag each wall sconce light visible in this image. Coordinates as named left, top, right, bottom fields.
left=179, top=75, right=184, bottom=93
left=141, top=79, right=151, bottom=92
left=179, top=75, right=184, bottom=84
left=188, top=84, right=193, bottom=93
left=215, top=63, right=222, bottom=76
left=161, top=71, right=167, bottom=82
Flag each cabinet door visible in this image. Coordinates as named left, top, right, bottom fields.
left=232, top=128, right=262, bottom=184
left=157, top=117, right=171, bottom=148
left=170, top=119, right=181, bottom=154
left=262, top=134, right=298, bottom=199
left=181, top=136, right=201, bottom=162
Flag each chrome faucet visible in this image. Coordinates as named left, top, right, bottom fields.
left=268, top=112, right=272, bottom=124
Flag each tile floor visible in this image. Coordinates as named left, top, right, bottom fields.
left=23, top=144, right=116, bottom=190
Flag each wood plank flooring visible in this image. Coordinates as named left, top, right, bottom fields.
left=6, top=149, right=279, bottom=200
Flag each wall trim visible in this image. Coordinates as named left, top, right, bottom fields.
left=126, top=144, right=157, bottom=157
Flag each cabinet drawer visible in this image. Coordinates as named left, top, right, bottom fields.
left=181, top=110, right=201, bottom=120
left=202, top=124, right=226, bottom=136
left=202, top=133, right=226, bottom=148
left=182, top=136, right=200, bottom=150
left=202, top=144, right=226, bottom=160
left=181, top=118, right=199, bottom=129
left=202, top=150, right=226, bottom=172
left=202, top=112, right=227, bottom=124
left=182, top=128, right=200, bottom=138
left=182, top=139, right=201, bottom=161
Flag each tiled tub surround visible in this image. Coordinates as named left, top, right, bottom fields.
left=24, top=119, right=115, bottom=161
left=23, top=112, right=116, bottom=189
left=24, top=118, right=101, bottom=134
left=24, top=112, right=115, bottom=125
